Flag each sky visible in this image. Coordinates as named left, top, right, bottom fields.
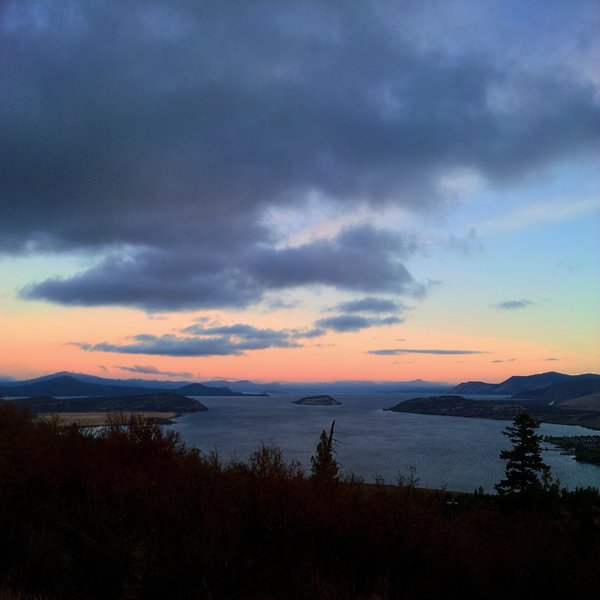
left=1, top=0, right=599, bottom=384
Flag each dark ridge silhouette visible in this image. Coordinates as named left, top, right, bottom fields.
left=449, top=371, right=600, bottom=396
left=16, top=392, right=207, bottom=414
left=0, top=374, right=247, bottom=398
left=386, top=395, right=600, bottom=429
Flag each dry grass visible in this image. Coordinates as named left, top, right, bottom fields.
left=37, top=411, right=178, bottom=427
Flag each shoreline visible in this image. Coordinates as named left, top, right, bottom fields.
left=37, top=411, right=180, bottom=427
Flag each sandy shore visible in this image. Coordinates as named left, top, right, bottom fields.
left=37, top=412, right=179, bottom=427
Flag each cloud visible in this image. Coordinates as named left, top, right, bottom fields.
left=368, top=348, right=486, bottom=356
left=75, top=322, right=302, bottom=357
left=491, top=358, right=517, bottom=363
left=332, top=296, right=406, bottom=314
left=545, top=357, right=560, bottom=361
left=116, top=364, right=193, bottom=378
left=247, top=226, right=419, bottom=294
left=316, top=314, right=403, bottom=333
left=493, top=299, right=535, bottom=310
left=21, top=225, right=422, bottom=310
left=3, top=1, right=598, bottom=311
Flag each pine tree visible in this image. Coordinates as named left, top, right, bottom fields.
left=495, top=413, right=551, bottom=496
left=310, top=420, right=339, bottom=481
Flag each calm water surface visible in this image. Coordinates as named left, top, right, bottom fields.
left=173, top=393, right=600, bottom=493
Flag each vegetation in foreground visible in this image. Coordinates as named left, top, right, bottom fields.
left=1, top=403, right=600, bottom=599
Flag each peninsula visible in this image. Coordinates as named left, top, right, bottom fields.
left=11, top=392, right=207, bottom=426
left=385, top=395, right=600, bottom=430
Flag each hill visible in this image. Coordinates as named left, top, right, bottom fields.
left=448, top=371, right=600, bottom=396
left=15, top=392, right=207, bottom=414
left=0, top=374, right=246, bottom=398
left=386, top=395, right=600, bottom=429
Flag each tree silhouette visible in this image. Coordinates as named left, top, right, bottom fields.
left=310, top=420, right=339, bottom=481
left=495, top=413, right=551, bottom=496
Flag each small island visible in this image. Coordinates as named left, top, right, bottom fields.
left=294, top=394, right=341, bottom=406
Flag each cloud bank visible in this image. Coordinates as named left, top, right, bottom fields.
left=2, top=1, right=598, bottom=311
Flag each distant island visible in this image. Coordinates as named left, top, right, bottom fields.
left=386, top=395, right=600, bottom=430
left=294, top=395, right=341, bottom=406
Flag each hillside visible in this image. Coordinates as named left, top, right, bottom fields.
left=386, top=395, right=600, bottom=430
left=0, top=374, right=245, bottom=398
left=561, top=394, right=600, bottom=411
left=15, top=392, right=207, bottom=414
left=512, top=377, right=600, bottom=403
left=448, top=371, right=600, bottom=397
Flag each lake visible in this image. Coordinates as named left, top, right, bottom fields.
left=173, top=393, right=600, bottom=493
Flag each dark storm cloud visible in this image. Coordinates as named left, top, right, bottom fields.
left=368, top=348, right=485, bottom=356
left=248, top=226, right=418, bottom=293
left=316, top=314, right=403, bottom=333
left=21, top=225, right=420, bottom=309
left=3, top=1, right=599, bottom=310
left=493, top=300, right=535, bottom=310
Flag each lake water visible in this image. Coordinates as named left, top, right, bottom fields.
left=173, top=393, right=600, bottom=493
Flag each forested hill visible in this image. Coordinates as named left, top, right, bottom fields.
left=386, top=395, right=600, bottom=430
left=15, top=392, right=207, bottom=414
left=0, top=374, right=247, bottom=398
left=449, top=371, right=600, bottom=396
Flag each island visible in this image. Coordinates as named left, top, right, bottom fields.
left=385, top=395, right=600, bottom=430
left=12, top=392, right=207, bottom=426
left=294, top=394, right=341, bottom=406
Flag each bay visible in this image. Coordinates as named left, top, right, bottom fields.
left=173, top=393, right=600, bottom=493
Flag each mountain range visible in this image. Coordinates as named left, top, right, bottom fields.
left=0, top=371, right=449, bottom=397
left=449, top=371, right=600, bottom=406
left=1, top=370, right=599, bottom=402
left=0, top=374, right=245, bottom=398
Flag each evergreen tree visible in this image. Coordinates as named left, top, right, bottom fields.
left=495, top=413, right=551, bottom=496
left=310, top=420, right=339, bottom=481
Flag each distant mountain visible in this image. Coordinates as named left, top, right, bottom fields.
left=276, top=379, right=449, bottom=394
left=495, top=372, right=576, bottom=395
left=176, top=383, right=257, bottom=396
left=0, top=375, right=246, bottom=398
left=512, top=376, right=600, bottom=403
left=0, top=371, right=193, bottom=390
left=0, top=371, right=451, bottom=397
left=448, top=372, right=600, bottom=396
left=202, top=380, right=288, bottom=394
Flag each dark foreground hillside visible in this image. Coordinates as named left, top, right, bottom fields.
left=1, top=403, right=599, bottom=599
